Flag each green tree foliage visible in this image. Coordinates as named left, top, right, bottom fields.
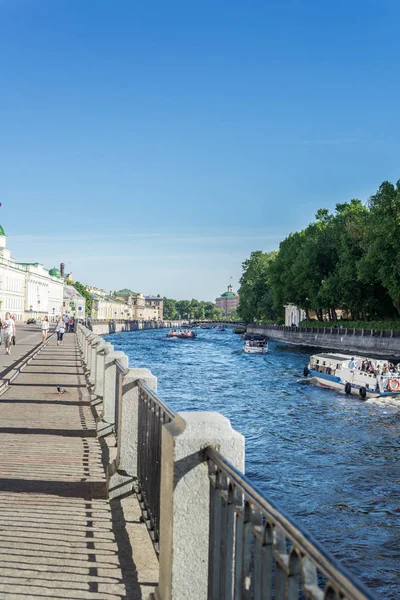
left=70, top=281, right=92, bottom=316
left=163, top=297, right=222, bottom=320
left=240, top=179, right=400, bottom=323
left=163, top=297, right=178, bottom=320
left=238, top=251, right=280, bottom=323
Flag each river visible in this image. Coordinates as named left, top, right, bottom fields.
left=105, top=327, right=399, bottom=598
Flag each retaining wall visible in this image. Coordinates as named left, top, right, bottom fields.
left=90, top=320, right=185, bottom=336
left=247, top=325, right=400, bottom=358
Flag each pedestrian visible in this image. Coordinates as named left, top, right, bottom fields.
left=41, top=316, right=49, bottom=342
left=11, top=314, right=16, bottom=345
left=55, top=316, right=65, bottom=345
left=3, top=312, right=15, bottom=355
left=0, top=317, right=2, bottom=346
left=68, top=317, right=73, bottom=332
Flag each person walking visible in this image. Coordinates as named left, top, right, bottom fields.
left=3, top=312, right=15, bottom=355
left=55, top=317, right=65, bottom=346
left=11, top=314, right=16, bottom=346
left=0, top=317, right=3, bottom=346
left=41, top=316, right=49, bottom=342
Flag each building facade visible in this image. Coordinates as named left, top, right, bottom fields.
left=145, top=295, right=164, bottom=320
left=0, top=225, right=64, bottom=322
left=284, top=304, right=306, bottom=326
left=215, top=284, right=240, bottom=316
left=63, top=285, right=86, bottom=319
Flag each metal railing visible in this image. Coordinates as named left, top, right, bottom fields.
left=255, top=324, right=400, bottom=338
left=137, top=381, right=175, bottom=552
left=206, top=447, right=375, bottom=600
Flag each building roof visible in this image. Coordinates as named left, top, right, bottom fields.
left=0, top=225, right=5, bottom=236
left=220, top=291, right=237, bottom=297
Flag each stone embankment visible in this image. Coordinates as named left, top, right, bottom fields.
left=90, top=319, right=185, bottom=336
left=248, top=324, right=400, bottom=357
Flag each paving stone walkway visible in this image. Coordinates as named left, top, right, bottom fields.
left=0, top=332, right=133, bottom=599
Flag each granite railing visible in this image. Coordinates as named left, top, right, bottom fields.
left=76, top=323, right=376, bottom=600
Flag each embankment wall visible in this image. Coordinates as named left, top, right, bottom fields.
left=90, top=320, right=185, bottom=336
left=247, top=325, right=400, bottom=358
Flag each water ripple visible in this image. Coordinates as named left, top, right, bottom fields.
left=106, top=328, right=400, bottom=599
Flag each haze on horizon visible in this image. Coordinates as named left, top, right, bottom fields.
left=1, top=0, right=399, bottom=301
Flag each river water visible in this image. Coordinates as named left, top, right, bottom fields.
left=106, top=328, right=399, bottom=598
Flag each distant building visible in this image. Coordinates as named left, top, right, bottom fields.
left=216, top=284, right=240, bottom=316
left=0, top=224, right=64, bottom=322
left=113, top=289, right=160, bottom=321
left=145, top=295, right=164, bottom=320
left=63, top=285, right=86, bottom=319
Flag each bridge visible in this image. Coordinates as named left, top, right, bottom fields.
left=0, top=323, right=376, bottom=599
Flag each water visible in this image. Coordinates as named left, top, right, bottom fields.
left=106, top=328, right=400, bottom=598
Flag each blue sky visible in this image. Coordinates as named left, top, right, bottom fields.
left=1, top=0, right=399, bottom=300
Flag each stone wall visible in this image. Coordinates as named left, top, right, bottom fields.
left=247, top=325, right=400, bottom=358
left=90, top=320, right=185, bottom=336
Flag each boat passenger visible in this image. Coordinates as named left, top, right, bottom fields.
left=375, top=365, right=381, bottom=377
left=349, top=357, right=356, bottom=370
left=369, top=363, right=375, bottom=374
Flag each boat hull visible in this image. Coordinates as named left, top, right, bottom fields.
left=308, top=370, right=400, bottom=399
left=243, top=346, right=268, bottom=354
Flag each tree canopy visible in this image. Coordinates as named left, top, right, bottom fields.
left=238, top=179, right=400, bottom=323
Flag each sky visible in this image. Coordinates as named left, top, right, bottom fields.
left=1, top=0, right=400, bottom=300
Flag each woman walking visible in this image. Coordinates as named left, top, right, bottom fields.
left=3, top=312, right=15, bottom=355
left=55, top=317, right=65, bottom=345
left=41, top=316, right=49, bottom=342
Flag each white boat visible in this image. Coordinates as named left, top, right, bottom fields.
left=304, top=352, right=400, bottom=399
left=243, top=339, right=268, bottom=354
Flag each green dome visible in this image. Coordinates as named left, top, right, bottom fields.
left=0, top=225, right=5, bottom=236
left=221, top=291, right=236, bottom=297
left=49, top=267, right=62, bottom=278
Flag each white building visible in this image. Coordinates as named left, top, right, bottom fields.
left=64, top=285, right=86, bottom=319
left=284, top=304, right=306, bottom=326
left=0, top=224, right=64, bottom=322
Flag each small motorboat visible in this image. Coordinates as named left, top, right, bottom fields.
left=216, top=325, right=226, bottom=331
left=234, top=326, right=246, bottom=334
left=168, top=329, right=197, bottom=339
left=243, top=338, right=268, bottom=354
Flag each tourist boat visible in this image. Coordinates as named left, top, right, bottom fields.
left=234, top=326, right=246, bottom=334
left=243, top=338, right=268, bottom=354
left=304, top=353, right=400, bottom=399
left=167, top=329, right=197, bottom=339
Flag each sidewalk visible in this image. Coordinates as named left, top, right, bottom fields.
left=0, top=331, right=158, bottom=599
left=0, top=323, right=59, bottom=377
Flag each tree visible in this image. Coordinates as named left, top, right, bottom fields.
left=70, top=281, right=92, bottom=316
left=163, top=298, right=178, bottom=320
left=238, top=251, right=280, bottom=323
left=359, top=180, right=400, bottom=315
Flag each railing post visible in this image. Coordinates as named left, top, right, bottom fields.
left=98, top=351, right=128, bottom=437
left=153, top=412, right=244, bottom=600
left=94, top=341, right=112, bottom=399
left=108, top=368, right=157, bottom=499
left=89, top=337, right=101, bottom=386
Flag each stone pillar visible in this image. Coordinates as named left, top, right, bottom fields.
left=108, top=368, right=157, bottom=499
left=89, top=337, right=101, bottom=386
left=117, top=368, right=157, bottom=476
left=94, top=341, right=112, bottom=398
left=98, top=351, right=129, bottom=436
left=154, top=412, right=245, bottom=600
